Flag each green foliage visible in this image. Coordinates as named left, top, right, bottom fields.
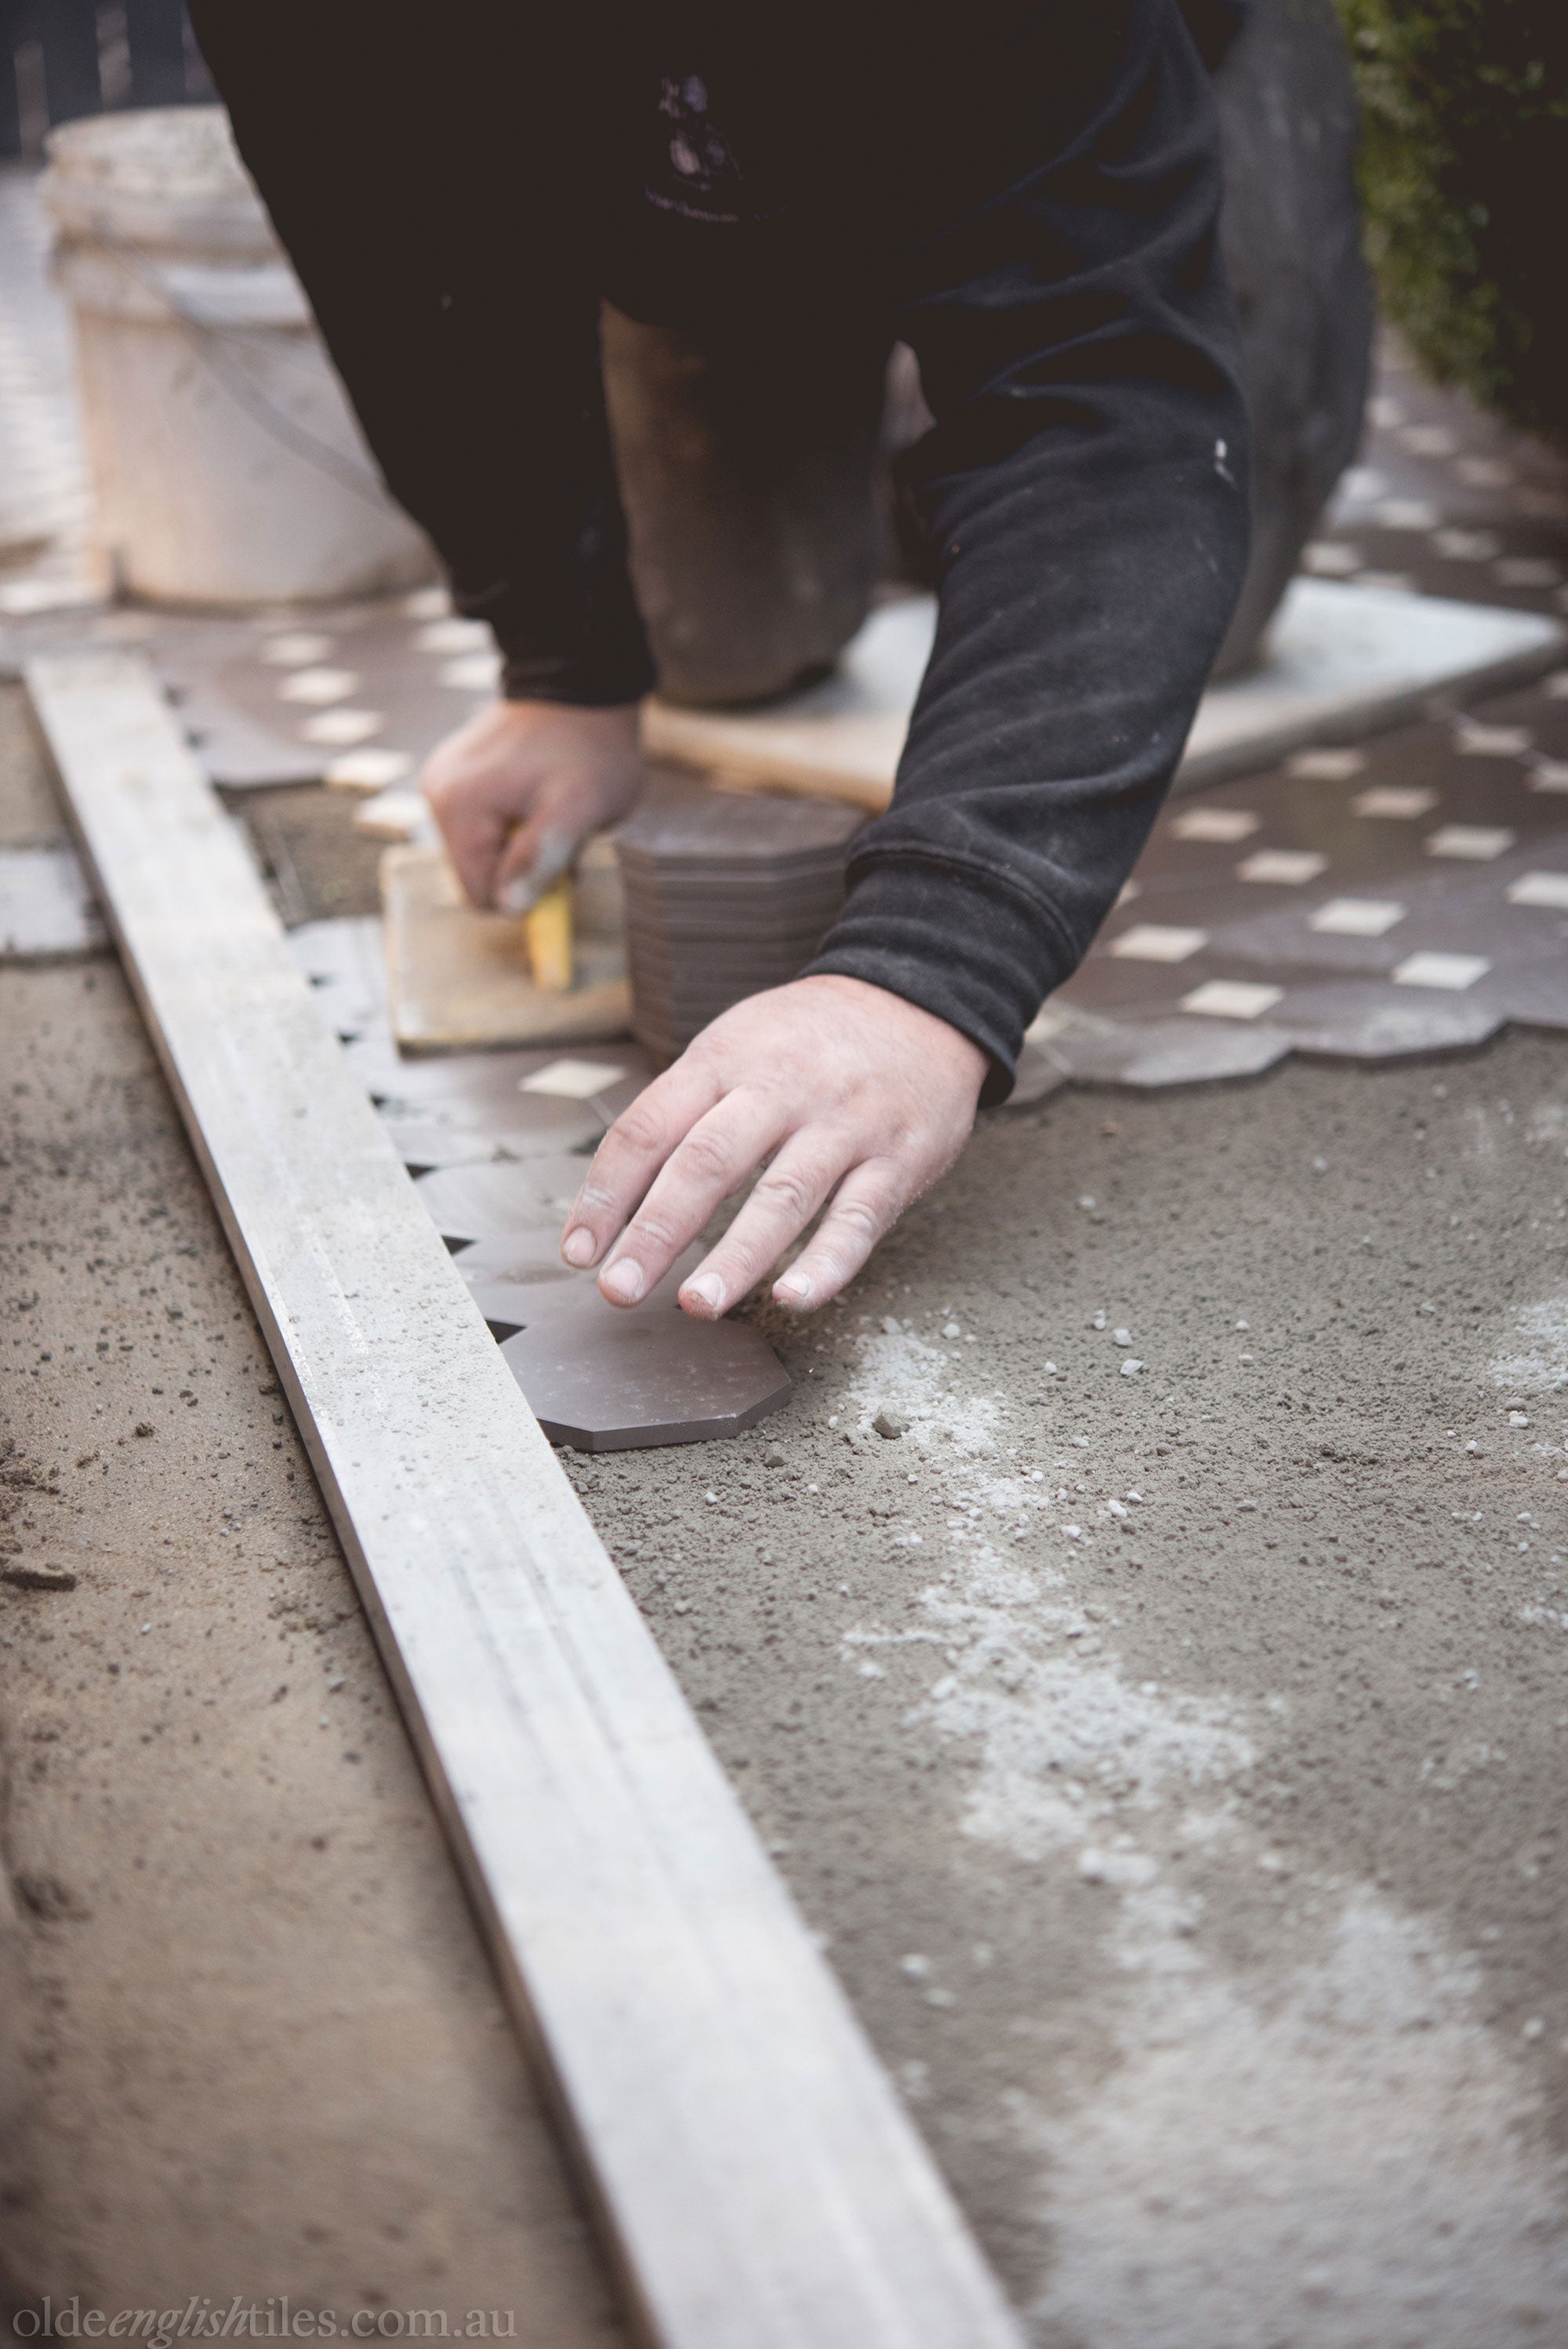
left=1334, top=0, right=1568, bottom=440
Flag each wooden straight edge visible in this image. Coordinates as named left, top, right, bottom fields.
left=28, top=652, right=1023, bottom=2349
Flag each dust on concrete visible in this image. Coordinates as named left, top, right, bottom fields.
left=578, top=1038, right=1568, bottom=2344
left=0, top=695, right=623, bottom=2336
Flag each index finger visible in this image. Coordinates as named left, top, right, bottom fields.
left=560, top=1057, right=728, bottom=1268
left=422, top=775, right=510, bottom=909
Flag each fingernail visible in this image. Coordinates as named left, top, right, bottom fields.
left=562, top=1226, right=597, bottom=1267
left=681, top=1273, right=724, bottom=1316
left=774, top=1270, right=813, bottom=1307
left=601, top=1257, right=644, bottom=1304
left=496, top=872, right=541, bottom=916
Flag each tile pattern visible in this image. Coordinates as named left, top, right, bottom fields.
left=158, top=594, right=497, bottom=789
left=1000, top=337, right=1568, bottom=1097
left=287, top=920, right=786, bottom=1448
left=1308, top=334, right=1568, bottom=626
left=1025, top=678, right=1568, bottom=1089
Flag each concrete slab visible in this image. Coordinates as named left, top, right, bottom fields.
left=642, top=583, right=1563, bottom=811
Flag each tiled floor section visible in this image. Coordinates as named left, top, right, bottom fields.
left=285, top=927, right=789, bottom=1447
left=1021, top=673, right=1568, bottom=1095
left=1310, top=336, right=1568, bottom=625
left=1007, top=334, right=1568, bottom=1095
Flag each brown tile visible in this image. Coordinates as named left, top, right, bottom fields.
left=412, top=1156, right=594, bottom=1245
left=499, top=1303, right=790, bottom=1452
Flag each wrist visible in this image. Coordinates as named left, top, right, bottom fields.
left=796, top=972, right=989, bottom=1094
left=495, top=697, right=642, bottom=742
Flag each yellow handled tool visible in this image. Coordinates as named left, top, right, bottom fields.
left=524, top=877, right=575, bottom=993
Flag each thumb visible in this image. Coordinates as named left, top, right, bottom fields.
left=494, top=813, right=581, bottom=913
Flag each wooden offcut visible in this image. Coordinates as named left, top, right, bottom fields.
left=382, top=840, right=629, bottom=1054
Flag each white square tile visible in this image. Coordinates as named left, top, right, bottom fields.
left=352, top=789, right=427, bottom=842
left=1170, top=807, right=1259, bottom=844
left=1181, top=979, right=1283, bottom=1021
left=1303, top=542, right=1360, bottom=577
left=1494, top=557, right=1563, bottom=590
left=1287, top=746, right=1366, bottom=782
left=1527, top=758, right=1568, bottom=793
left=1309, top=897, right=1406, bottom=937
left=415, top=617, right=492, bottom=655
left=260, top=630, right=336, bottom=667
left=1507, top=872, right=1568, bottom=909
left=439, top=652, right=503, bottom=691
left=300, top=708, right=385, bottom=746
left=325, top=748, right=414, bottom=793
left=1114, top=879, right=1142, bottom=907
left=1392, top=951, right=1491, bottom=990
left=1426, top=824, right=1515, bottom=861
left=402, top=586, right=451, bottom=619
left=1545, top=671, right=1568, bottom=700
left=277, top=666, right=360, bottom=705
left=1432, top=528, right=1501, bottom=561
left=521, top=1058, right=630, bottom=1100
left=1238, top=849, right=1328, bottom=885
left=1374, top=498, right=1439, bottom=530
left=1352, top=785, right=1437, bottom=819
left=1454, top=720, right=1531, bottom=758
left=1109, top=924, right=1208, bottom=964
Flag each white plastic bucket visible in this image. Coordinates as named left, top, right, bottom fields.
left=41, top=107, right=434, bottom=607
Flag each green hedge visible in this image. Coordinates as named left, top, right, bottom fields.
left=1334, top=0, right=1568, bottom=441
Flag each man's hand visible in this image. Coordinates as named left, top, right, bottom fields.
left=561, top=975, right=988, bottom=1317
left=421, top=699, right=644, bottom=911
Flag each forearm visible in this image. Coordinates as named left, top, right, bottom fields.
left=808, top=0, right=1250, bottom=1090
left=809, top=374, right=1250, bottom=1087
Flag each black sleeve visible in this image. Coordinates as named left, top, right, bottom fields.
left=805, top=0, right=1251, bottom=1097
left=186, top=2, right=655, bottom=707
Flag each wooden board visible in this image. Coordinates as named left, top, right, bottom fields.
left=383, top=838, right=631, bottom=1054
left=27, top=648, right=1023, bottom=2349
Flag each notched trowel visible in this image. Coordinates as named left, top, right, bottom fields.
left=381, top=833, right=630, bottom=1054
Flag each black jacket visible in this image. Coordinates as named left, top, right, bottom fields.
left=192, top=2, right=1251, bottom=1096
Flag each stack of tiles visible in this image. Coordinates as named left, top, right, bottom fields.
left=615, top=794, right=864, bottom=1060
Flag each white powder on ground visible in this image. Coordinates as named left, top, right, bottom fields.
left=852, top=1323, right=1001, bottom=1455
left=1025, top=1894, right=1568, bottom=2349
left=847, top=1283, right=1568, bottom=2347
left=1491, top=1296, right=1568, bottom=1393
left=844, top=1331, right=1254, bottom=1866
